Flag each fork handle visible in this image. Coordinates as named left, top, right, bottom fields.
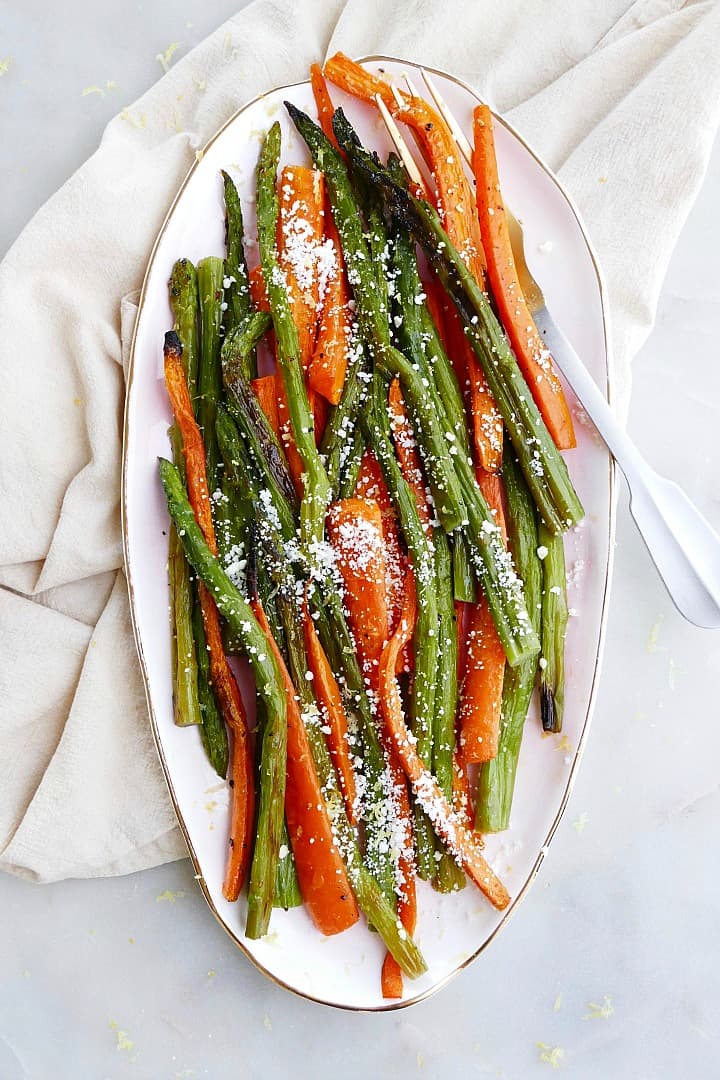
left=533, top=306, right=720, bottom=628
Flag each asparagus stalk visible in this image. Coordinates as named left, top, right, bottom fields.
left=337, top=426, right=365, bottom=499
left=159, top=458, right=287, bottom=939
left=167, top=262, right=203, bottom=727
left=452, top=532, right=476, bottom=603
left=538, top=521, right=568, bottom=733
left=169, top=258, right=200, bottom=402
left=221, top=170, right=254, bottom=366
left=364, top=377, right=438, bottom=878
left=216, top=388, right=297, bottom=542
left=476, top=447, right=542, bottom=832
left=273, top=819, right=302, bottom=910
left=196, top=256, right=225, bottom=494
left=256, top=123, right=331, bottom=547
left=248, top=532, right=303, bottom=911
left=191, top=601, right=229, bottom=777
left=168, top=425, right=202, bottom=727
left=432, top=530, right=466, bottom=893
left=320, top=342, right=369, bottom=498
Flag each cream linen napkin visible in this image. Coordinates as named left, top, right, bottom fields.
left=1, top=0, right=719, bottom=882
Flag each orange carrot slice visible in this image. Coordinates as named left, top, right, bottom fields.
left=472, top=105, right=576, bottom=450
left=277, top=165, right=325, bottom=370
left=303, top=600, right=358, bottom=826
left=249, top=264, right=270, bottom=313
left=355, top=450, right=411, bottom=674
left=310, top=62, right=341, bottom=150
left=458, top=471, right=507, bottom=765
left=326, top=497, right=389, bottom=673
left=307, top=209, right=353, bottom=406
left=252, top=598, right=360, bottom=936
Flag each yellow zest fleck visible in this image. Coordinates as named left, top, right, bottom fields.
left=598, top=176, right=607, bottom=184
left=417, top=1052, right=425, bottom=1069
left=128, top=937, right=135, bottom=944
left=646, top=617, right=663, bottom=653
left=156, top=42, right=182, bottom=74
left=537, top=1042, right=564, bottom=1068
left=109, top=1020, right=134, bottom=1053
left=74, top=397, right=83, bottom=406
left=156, top=889, right=185, bottom=903
left=207, top=969, right=216, bottom=978
left=0, top=57, right=13, bottom=77
left=584, top=995, right=614, bottom=1020
left=222, top=32, right=239, bottom=63
left=192, top=75, right=206, bottom=92
left=572, top=812, right=589, bottom=834
left=553, top=992, right=562, bottom=1012
left=204, top=799, right=217, bottom=813
left=555, top=735, right=572, bottom=753
left=195, top=149, right=204, bottom=163
left=82, top=85, right=104, bottom=97
left=120, top=108, right=147, bottom=129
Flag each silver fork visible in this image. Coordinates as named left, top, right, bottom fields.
left=375, top=68, right=720, bottom=628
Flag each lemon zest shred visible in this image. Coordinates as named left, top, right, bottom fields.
left=537, top=1042, right=564, bottom=1068
left=157, top=42, right=182, bottom=74
left=156, top=889, right=185, bottom=903
left=584, top=995, right=614, bottom=1020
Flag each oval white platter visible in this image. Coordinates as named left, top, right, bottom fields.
left=123, top=56, right=615, bottom=1011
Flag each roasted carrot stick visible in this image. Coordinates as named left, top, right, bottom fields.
left=249, top=264, right=270, bottom=312
left=354, top=451, right=406, bottom=641
left=380, top=747, right=417, bottom=999
left=303, top=600, right=358, bottom=826
left=458, top=471, right=507, bottom=765
left=354, top=450, right=411, bottom=675
left=472, top=105, right=576, bottom=450
left=277, top=165, right=325, bottom=370
left=452, top=750, right=474, bottom=829
left=378, top=559, right=419, bottom=1000
left=326, top=497, right=390, bottom=673
left=310, top=62, right=341, bottom=150
left=251, top=597, right=360, bottom=936
left=251, top=374, right=280, bottom=437
left=164, top=336, right=255, bottom=896
left=324, top=52, right=396, bottom=109
left=442, top=297, right=504, bottom=473
left=378, top=583, right=510, bottom=909
left=307, top=212, right=353, bottom=406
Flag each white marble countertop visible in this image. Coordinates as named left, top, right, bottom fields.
left=1, top=4, right=719, bottom=1077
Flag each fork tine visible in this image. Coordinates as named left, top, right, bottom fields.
left=420, top=68, right=473, bottom=167
left=389, top=82, right=407, bottom=109
left=374, top=94, right=426, bottom=193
